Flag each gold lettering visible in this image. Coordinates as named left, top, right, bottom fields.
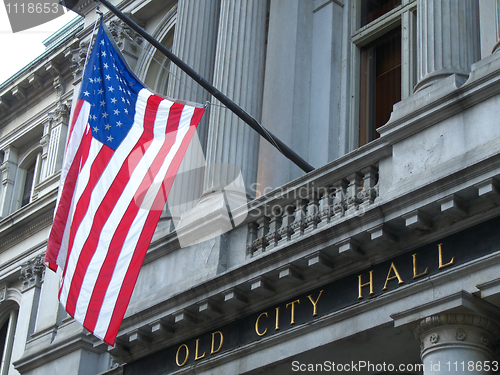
left=358, top=270, right=374, bottom=299
left=194, top=339, right=205, bottom=361
left=307, top=290, right=324, bottom=316
left=176, top=344, right=189, bottom=367
left=382, top=262, right=404, bottom=290
left=438, top=243, right=454, bottom=269
left=286, top=299, right=300, bottom=325
left=211, top=331, right=224, bottom=354
left=275, top=307, right=280, bottom=331
left=255, top=312, right=268, bottom=336
left=412, top=253, right=428, bottom=279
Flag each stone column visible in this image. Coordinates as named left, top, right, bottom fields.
left=167, top=0, right=220, bottom=119
left=204, top=0, right=268, bottom=197
left=164, top=0, right=221, bottom=223
left=415, top=313, right=500, bottom=374
left=414, top=0, right=480, bottom=92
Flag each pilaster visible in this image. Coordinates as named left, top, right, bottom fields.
left=11, top=255, right=45, bottom=370
left=43, top=101, right=70, bottom=180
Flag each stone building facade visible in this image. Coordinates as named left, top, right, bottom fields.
left=1, top=0, right=500, bottom=374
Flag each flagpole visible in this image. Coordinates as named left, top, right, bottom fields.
left=93, top=0, right=315, bottom=174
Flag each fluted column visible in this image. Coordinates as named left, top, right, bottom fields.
left=204, top=0, right=267, bottom=196
left=415, top=0, right=480, bottom=92
left=415, top=313, right=500, bottom=374
left=164, top=0, right=220, bottom=221
left=167, top=0, right=220, bottom=138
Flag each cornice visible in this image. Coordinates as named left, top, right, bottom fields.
left=0, top=189, right=57, bottom=251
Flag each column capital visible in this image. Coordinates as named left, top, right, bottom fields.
left=20, top=254, right=46, bottom=291
left=415, top=313, right=500, bottom=360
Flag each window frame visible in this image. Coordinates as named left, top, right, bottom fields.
left=15, top=146, right=43, bottom=210
left=348, top=0, right=417, bottom=150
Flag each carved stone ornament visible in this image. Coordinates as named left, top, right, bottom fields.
left=20, top=254, right=46, bottom=290
left=415, top=313, right=500, bottom=355
left=0, top=284, right=7, bottom=303
left=108, top=20, right=144, bottom=58
left=71, top=39, right=89, bottom=82
left=456, top=328, right=467, bottom=341
left=48, top=101, right=70, bottom=126
left=429, top=332, right=439, bottom=344
left=481, top=335, right=490, bottom=346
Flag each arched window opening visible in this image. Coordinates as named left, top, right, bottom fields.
left=144, top=26, right=175, bottom=94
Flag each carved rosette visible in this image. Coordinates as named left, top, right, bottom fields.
left=414, top=313, right=500, bottom=356
left=20, top=254, right=46, bottom=290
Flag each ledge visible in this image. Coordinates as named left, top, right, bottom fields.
left=378, top=52, right=500, bottom=145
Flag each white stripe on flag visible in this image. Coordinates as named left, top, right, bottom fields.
left=93, top=102, right=195, bottom=339
left=73, top=93, right=173, bottom=323
left=59, top=89, right=153, bottom=309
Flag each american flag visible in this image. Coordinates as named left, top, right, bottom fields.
left=45, top=22, right=205, bottom=346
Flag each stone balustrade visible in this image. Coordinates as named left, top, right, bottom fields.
left=246, top=163, right=380, bottom=258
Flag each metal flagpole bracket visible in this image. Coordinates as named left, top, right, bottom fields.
left=69, top=0, right=314, bottom=174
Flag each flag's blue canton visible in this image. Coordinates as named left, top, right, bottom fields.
left=79, top=25, right=144, bottom=150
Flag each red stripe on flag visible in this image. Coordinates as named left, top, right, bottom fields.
left=45, top=101, right=90, bottom=271
left=66, top=99, right=85, bottom=150
left=64, top=95, right=164, bottom=317
left=83, top=101, right=185, bottom=334
left=59, top=145, right=114, bottom=294
left=102, top=107, right=203, bottom=345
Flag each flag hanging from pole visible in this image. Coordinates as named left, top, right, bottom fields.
left=44, top=21, right=205, bottom=346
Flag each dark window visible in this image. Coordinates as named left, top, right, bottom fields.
left=0, top=318, right=8, bottom=363
left=21, top=161, right=35, bottom=207
left=361, top=0, right=402, bottom=27
left=359, top=27, right=401, bottom=146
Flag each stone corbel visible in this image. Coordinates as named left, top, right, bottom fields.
left=53, top=75, right=66, bottom=97
left=20, top=254, right=46, bottom=291
left=28, top=73, right=43, bottom=89
left=49, top=100, right=70, bottom=127
left=0, top=98, right=11, bottom=113
left=108, top=19, right=144, bottom=60
left=45, top=61, right=60, bottom=77
left=12, top=85, right=26, bottom=101
left=71, top=39, right=89, bottom=83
